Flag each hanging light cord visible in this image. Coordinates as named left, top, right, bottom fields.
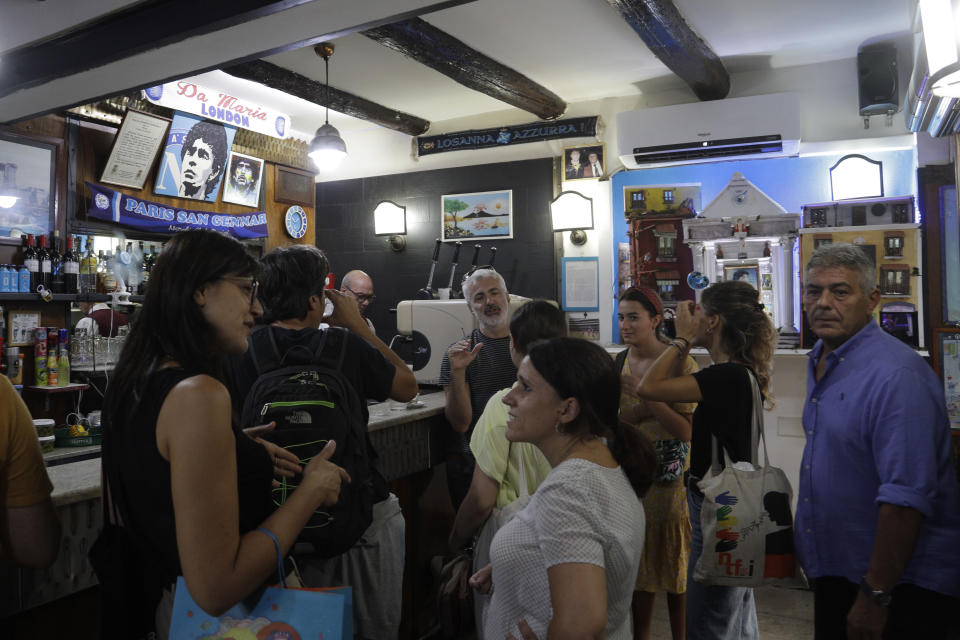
left=324, top=54, right=330, bottom=125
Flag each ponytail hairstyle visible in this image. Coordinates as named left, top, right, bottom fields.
left=618, top=287, right=668, bottom=343
left=699, top=280, right=777, bottom=405
left=527, top=338, right=657, bottom=498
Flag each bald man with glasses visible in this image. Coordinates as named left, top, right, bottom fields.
left=340, top=270, right=376, bottom=332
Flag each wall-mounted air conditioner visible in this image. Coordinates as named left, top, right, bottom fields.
left=616, top=93, right=801, bottom=169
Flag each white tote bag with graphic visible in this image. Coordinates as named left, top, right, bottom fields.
left=693, top=371, right=804, bottom=588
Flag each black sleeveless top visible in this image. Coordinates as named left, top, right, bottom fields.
left=104, top=368, right=274, bottom=585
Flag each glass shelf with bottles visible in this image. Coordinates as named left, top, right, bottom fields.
left=0, top=232, right=163, bottom=298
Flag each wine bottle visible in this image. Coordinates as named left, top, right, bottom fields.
left=38, top=235, right=52, bottom=290
left=50, top=230, right=63, bottom=293
left=63, top=236, right=79, bottom=293
left=23, top=234, right=39, bottom=291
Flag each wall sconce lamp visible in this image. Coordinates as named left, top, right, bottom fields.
left=0, top=193, right=17, bottom=209
left=308, top=43, right=347, bottom=171
left=550, top=190, right=594, bottom=245
left=829, top=154, right=883, bottom=201
left=374, top=200, right=407, bottom=251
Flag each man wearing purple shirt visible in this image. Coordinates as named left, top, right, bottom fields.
left=797, top=243, right=960, bottom=639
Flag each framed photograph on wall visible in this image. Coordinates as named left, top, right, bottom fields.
left=8, top=311, right=40, bottom=346
left=154, top=111, right=237, bottom=202
left=441, top=189, right=512, bottom=242
left=723, top=264, right=760, bottom=291
left=275, top=165, right=315, bottom=208
left=0, top=130, right=58, bottom=240
left=933, top=327, right=960, bottom=430
left=222, top=151, right=265, bottom=208
left=100, top=109, right=171, bottom=189
left=563, top=143, right=605, bottom=181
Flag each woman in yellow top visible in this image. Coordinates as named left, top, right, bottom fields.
left=618, top=287, right=698, bottom=640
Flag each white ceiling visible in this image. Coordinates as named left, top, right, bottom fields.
left=1, top=0, right=915, bottom=139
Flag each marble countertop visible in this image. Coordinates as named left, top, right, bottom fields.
left=47, top=388, right=448, bottom=506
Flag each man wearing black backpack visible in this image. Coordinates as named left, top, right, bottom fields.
left=229, top=244, right=417, bottom=640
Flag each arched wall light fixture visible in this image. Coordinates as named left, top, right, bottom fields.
left=550, top=190, right=594, bottom=245
left=308, top=43, right=347, bottom=171
left=374, top=200, right=407, bottom=251
left=829, top=154, right=883, bottom=201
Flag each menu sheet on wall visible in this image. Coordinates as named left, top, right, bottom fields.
left=100, top=109, right=171, bottom=190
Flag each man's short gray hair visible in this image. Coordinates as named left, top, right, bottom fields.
left=462, top=268, right=507, bottom=300
left=804, top=242, right=876, bottom=293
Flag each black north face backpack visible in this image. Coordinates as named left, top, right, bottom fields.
left=240, top=326, right=374, bottom=558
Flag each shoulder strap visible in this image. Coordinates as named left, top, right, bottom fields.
left=615, top=348, right=628, bottom=371
left=709, top=365, right=765, bottom=475
left=248, top=326, right=283, bottom=375
left=318, top=327, right=349, bottom=372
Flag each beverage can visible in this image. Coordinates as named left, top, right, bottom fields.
left=34, top=347, right=47, bottom=385
left=34, top=328, right=48, bottom=357
left=47, top=350, right=58, bottom=386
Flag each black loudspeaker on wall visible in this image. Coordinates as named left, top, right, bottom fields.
left=858, top=44, right=898, bottom=117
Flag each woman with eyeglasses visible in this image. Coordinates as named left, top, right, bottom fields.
left=95, top=230, right=349, bottom=639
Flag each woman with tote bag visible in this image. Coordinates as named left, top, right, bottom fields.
left=630, top=281, right=776, bottom=640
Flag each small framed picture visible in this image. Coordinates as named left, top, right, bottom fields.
left=563, top=143, right=605, bottom=181
left=723, top=264, right=760, bottom=291
left=8, top=311, right=41, bottom=346
left=933, top=327, right=960, bottom=430
left=222, top=151, right=265, bottom=208
left=441, top=190, right=512, bottom=242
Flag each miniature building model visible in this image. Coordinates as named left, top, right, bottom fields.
left=624, top=185, right=698, bottom=306
left=682, top=173, right=802, bottom=341
left=798, top=195, right=922, bottom=347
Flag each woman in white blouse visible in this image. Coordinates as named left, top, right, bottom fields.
left=470, top=337, right=656, bottom=639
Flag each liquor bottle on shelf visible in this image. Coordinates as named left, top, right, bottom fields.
left=139, top=244, right=151, bottom=295
left=50, top=230, right=63, bottom=293
left=95, top=250, right=106, bottom=293
left=23, top=234, right=39, bottom=292
left=63, top=236, right=79, bottom=294
left=79, top=237, right=98, bottom=294
left=129, top=241, right=143, bottom=294
left=38, top=235, right=52, bottom=290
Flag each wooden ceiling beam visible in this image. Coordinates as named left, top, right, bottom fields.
left=605, top=0, right=729, bottom=101
left=0, top=0, right=313, bottom=101
left=363, top=18, right=567, bottom=120
left=221, top=60, right=431, bottom=136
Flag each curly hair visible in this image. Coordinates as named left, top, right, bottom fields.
left=700, top=280, right=777, bottom=405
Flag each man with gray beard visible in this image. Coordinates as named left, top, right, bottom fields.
left=439, top=268, right=517, bottom=509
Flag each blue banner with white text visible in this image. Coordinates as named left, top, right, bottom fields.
left=417, top=116, right=599, bottom=156
left=85, top=182, right=267, bottom=239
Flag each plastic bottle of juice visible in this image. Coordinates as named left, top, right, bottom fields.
left=58, top=328, right=70, bottom=386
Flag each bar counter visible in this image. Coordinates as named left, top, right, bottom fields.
left=4, top=389, right=449, bottom=617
